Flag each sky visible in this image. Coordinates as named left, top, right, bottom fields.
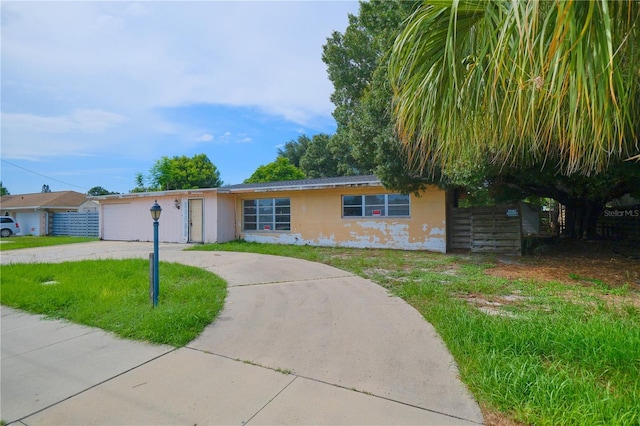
left=1, top=0, right=360, bottom=195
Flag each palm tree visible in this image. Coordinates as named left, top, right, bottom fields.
left=388, top=0, right=639, bottom=177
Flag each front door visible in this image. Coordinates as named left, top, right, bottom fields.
left=188, top=199, right=203, bottom=243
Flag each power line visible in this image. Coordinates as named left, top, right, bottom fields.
left=0, top=158, right=90, bottom=191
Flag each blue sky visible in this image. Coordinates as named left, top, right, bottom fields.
left=1, top=1, right=359, bottom=195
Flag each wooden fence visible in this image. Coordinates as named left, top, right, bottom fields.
left=449, top=205, right=522, bottom=255
left=51, top=212, right=99, bottom=237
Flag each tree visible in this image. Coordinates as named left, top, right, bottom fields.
left=494, top=161, right=640, bottom=239
left=387, top=0, right=640, bottom=238
left=130, top=172, right=149, bottom=193
left=87, top=186, right=118, bottom=196
left=389, top=0, right=639, bottom=177
left=277, top=135, right=311, bottom=168
left=0, top=182, right=9, bottom=196
left=299, top=133, right=341, bottom=178
left=322, top=0, right=424, bottom=184
left=148, top=153, right=222, bottom=190
left=41, top=184, right=51, bottom=193
left=244, top=157, right=305, bottom=183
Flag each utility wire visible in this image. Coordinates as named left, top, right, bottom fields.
left=0, top=158, right=90, bottom=191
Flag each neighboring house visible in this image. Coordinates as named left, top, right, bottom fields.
left=78, top=200, right=99, bottom=213
left=93, top=175, right=448, bottom=252
left=0, top=191, right=89, bottom=236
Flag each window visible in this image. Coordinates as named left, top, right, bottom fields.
left=342, top=194, right=410, bottom=217
left=243, top=198, right=290, bottom=231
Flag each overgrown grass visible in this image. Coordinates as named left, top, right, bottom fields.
left=0, top=236, right=98, bottom=251
left=190, top=241, right=640, bottom=425
left=0, top=259, right=227, bottom=347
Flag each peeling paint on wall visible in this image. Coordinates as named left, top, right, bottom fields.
left=243, top=232, right=302, bottom=246
left=430, top=227, right=445, bottom=235
left=237, top=186, right=447, bottom=252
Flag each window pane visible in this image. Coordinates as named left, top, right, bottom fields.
left=388, top=194, right=410, bottom=204
left=343, top=195, right=361, bottom=206
left=260, top=223, right=274, bottom=231
left=275, top=215, right=290, bottom=223
left=365, top=195, right=385, bottom=206
left=275, top=223, right=290, bottom=231
left=275, top=206, right=290, bottom=215
left=275, top=198, right=290, bottom=206
left=244, top=223, right=257, bottom=231
left=343, top=206, right=362, bottom=217
left=244, top=199, right=256, bottom=207
left=365, top=205, right=386, bottom=216
left=259, top=215, right=272, bottom=224
left=258, top=199, right=273, bottom=207
left=244, top=215, right=256, bottom=223
left=388, top=205, right=410, bottom=216
left=244, top=206, right=256, bottom=214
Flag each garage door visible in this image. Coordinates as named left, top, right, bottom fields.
left=102, top=204, right=140, bottom=241
left=16, top=212, right=41, bottom=236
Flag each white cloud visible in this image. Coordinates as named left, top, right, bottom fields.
left=195, top=134, right=214, bottom=142
left=1, top=1, right=356, bottom=121
left=2, top=109, right=126, bottom=137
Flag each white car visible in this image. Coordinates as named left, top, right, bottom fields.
left=1, top=216, right=20, bottom=237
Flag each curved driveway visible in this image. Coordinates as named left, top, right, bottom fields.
left=1, top=241, right=483, bottom=425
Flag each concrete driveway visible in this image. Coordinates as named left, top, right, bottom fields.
left=1, top=241, right=484, bottom=425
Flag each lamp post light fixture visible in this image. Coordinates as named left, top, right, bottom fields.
left=150, top=200, right=162, bottom=307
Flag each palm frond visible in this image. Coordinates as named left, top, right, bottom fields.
left=389, top=0, right=640, bottom=176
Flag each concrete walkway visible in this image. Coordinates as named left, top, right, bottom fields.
left=1, top=241, right=484, bottom=425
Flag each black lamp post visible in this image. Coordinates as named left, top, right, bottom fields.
left=150, top=200, right=162, bottom=307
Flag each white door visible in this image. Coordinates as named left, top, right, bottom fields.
left=188, top=199, right=203, bottom=243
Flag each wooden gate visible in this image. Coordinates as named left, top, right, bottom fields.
left=449, top=205, right=522, bottom=255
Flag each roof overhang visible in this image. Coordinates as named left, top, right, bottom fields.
left=221, top=180, right=382, bottom=194
left=91, top=188, right=220, bottom=201
left=0, top=206, right=80, bottom=211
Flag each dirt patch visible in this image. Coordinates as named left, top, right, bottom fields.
left=481, top=406, right=527, bottom=426
left=487, top=240, right=640, bottom=289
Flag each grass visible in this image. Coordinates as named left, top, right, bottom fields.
left=0, top=236, right=98, bottom=251
left=0, top=259, right=227, bottom=347
left=190, top=240, right=640, bottom=425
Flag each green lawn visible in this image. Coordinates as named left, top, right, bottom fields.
left=189, top=241, right=640, bottom=426
left=0, top=236, right=98, bottom=251
left=0, top=259, right=227, bottom=347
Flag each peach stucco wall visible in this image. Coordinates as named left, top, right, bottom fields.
left=236, top=185, right=447, bottom=252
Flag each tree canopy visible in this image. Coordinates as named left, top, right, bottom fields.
left=0, top=182, right=9, bottom=196
left=244, top=157, right=305, bottom=183
left=277, top=135, right=311, bottom=168
left=389, top=0, right=640, bottom=177
left=87, top=186, right=118, bottom=196
left=133, top=153, right=222, bottom=192
left=322, top=0, right=425, bottom=188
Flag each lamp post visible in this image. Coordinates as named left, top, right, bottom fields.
left=150, top=200, right=162, bottom=307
